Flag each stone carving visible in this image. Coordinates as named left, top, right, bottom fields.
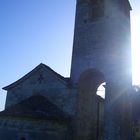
left=37, top=74, right=45, bottom=84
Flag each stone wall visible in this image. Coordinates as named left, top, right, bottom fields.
left=5, top=67, right=77, bottom=116
left=0, top=117, right=69, bottom=140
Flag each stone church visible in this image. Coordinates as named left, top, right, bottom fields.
left=0, top=0, right=139, bottom=140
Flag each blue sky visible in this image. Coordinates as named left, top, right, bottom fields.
left=0, top=0, right=140, bottom=111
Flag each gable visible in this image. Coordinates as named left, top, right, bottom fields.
left=3, top=63, right=71, bottom=109
left=3, top=63, right=69, bottom=91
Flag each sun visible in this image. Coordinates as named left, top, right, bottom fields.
left=131, top=15, right=140, bottom=85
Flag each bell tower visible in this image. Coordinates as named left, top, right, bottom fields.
left=71, top=0, right=132, bottom=140
left=71, top=0, right=132, bottom=85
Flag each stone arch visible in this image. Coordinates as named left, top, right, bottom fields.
left=78, top=68, right=105, bottom=92
left=75, top=69, right=105, bottom=140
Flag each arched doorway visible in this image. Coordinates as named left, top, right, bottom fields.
left=75, top=69, right=105, bottom=140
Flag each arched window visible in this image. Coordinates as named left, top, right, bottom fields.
left=90, top=0, right=104, bottom=20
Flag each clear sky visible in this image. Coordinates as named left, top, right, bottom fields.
left=0, top=0, right=140, bottom=111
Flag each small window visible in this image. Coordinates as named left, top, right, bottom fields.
left=91, top=6, right=104, bottom=19
left=90, top=0, right=104, bottom=21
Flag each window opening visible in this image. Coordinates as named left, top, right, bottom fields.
left=96, top=82, right=106, bottom=98
left=90, top=0, right=104, bottom=20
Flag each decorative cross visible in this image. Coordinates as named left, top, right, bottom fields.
left=37, top=74, right=44, bottom=84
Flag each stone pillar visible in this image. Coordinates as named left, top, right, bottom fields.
left=104, top=82, right=132, bottom=140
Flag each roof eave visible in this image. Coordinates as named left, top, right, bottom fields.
left=2, top=63, right=69, bottom=91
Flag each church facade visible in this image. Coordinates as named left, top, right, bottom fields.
left=1, top=0, right=139, bottom=140
left=0, top=63, right=104, bottom=140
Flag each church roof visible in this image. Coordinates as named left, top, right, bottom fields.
left=3, top=63, right=70, bottom=90
left=0, top=95, right=70, bottom=121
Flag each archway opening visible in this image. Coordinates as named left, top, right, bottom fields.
left=96, top=82, right=106, bottom=99
left=96, top=82, right=105, bottom=140
left=78, top=69, right=105, bottom=93
left=76, top=69, right=105, bottom=140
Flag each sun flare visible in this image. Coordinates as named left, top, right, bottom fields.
left=131, top=15, right=140, bottom=85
